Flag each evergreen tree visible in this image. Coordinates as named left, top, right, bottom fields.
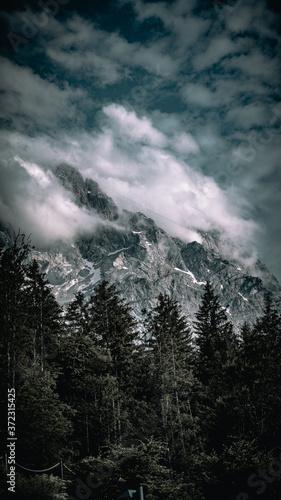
left=65, top=291, right=89, bottom=335
left=16, top=366, right=73, bottom=468
left=88, top=280, right=137, bottom=371
left=145, top=293, right=196, bottom=476
left=0, top=231, right=32, bottom=388
left=242, top=298, right=281, bottom=451
left=58, top=281, right=139, bottom=456
left=191, top=281, right=238, bottom=495
left=58, top=319, right=117, bottom=457
left=0, top=231, right=73, bottom=472
left=0, top=231, right=33, bottom=460
left=25, top=259, right=62, bottom=372
left=193, top=281, right=236, bottom=394
left=211, top=309, right=281, bottom=500
left=87, top=280, right=138, bottom=446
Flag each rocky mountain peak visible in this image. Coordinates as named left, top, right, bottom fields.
left=55, top=164, right=119, bottom=221
left=14, top=166, right=280, bottom=333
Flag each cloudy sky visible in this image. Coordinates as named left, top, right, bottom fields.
left=0, top=0, right=280, bottom=278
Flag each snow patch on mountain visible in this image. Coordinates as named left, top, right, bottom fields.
left=108, top=247, right=131, bottom=256
left=238, top=292, right=248, bottom=302
left=174, top=267, right=207, bottom=286
left=26, top=169, right=281, bottom=332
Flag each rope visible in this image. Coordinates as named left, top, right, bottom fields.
left=15, top=462, right=60, bottom=473
left=64, top=463, right=75, bottom=474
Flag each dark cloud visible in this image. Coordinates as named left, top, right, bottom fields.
left=0, top=0, right=280, bottom=279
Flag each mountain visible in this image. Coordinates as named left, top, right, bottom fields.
left=18, top=164, right=280, bottom=333
left=56, top=163, right=119, bottom=221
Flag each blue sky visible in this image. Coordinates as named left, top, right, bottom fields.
left=0, top=0, right=280, bottom=279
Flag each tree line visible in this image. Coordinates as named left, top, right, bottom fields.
left=0, top=232, right=281, bottom=499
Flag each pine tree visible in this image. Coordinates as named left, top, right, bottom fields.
left=58, top=281, right=138, bottom=456
left=58, top=318, right=117, bottom=457
left=245, top=297, right=281, bottom=451
left=0, top=231, right=32, bottom=387
left=0, top=231, right=33, bottom=460
left=145, top=293, right=196, bottom=475
left=16, top=367, right=73, bottom=468
left=87, top=280, right=138, bottom=446
left=25, top=259, right=62, bottom=372
left=88, top=280, right=137, bottom=371
left=0, top=231, right=73, bottom=471
left=191, top=281, right=238, bottom=494
left=212, top=309, right=281, bottom=499
left=193, top=281, right=236, bottom=394
left=65, top=291, right=89, bottom=335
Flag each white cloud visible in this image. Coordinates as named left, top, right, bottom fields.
left=2, top=0, right=280, bottom=279
left=0, top=104, right=257, bottom=253
left=59, top=104, right=256, bottom=249
left=0, top=149, right=103, bottom=246
left=14, top=157, right=52, bottom=188
left=223, top=0, right=279, bottom=39
left=171, top=132, right=199, bottom=154
left=222, top=50, right=280, bottom=83
left=0, top=56, right=85, bottom=133
left=103, top=104, right=168, bottom=147
left=227, top=103, right=271, bottom=128
left=181, top=83, right=219, bottom=108
left=192, top=36, right=237, bottom=71
left=124, top=0, right=210, bottom=51
left=38, top=14, right=179, bottom=85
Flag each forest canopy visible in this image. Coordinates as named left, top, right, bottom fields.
left=0, top=232, right=281, bottom=500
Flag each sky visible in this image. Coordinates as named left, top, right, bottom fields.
left=0, top=0, right=280, bottom=279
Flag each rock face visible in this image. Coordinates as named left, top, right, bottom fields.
left=26, top=165, right=281, bottom=333
left=56, top=164, right=119, bottom=221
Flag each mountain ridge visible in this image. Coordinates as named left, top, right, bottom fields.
left=16, top=165, right=278, bottom=332
left=1, top=165, right=280, bottom=332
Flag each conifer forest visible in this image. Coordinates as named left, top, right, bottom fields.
left=1, top=233, right=281, bottom=500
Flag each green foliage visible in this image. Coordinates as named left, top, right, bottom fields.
left=77, top=443, right=190, bottom=500
left=0, top=231, right=33, bottom=387
left=15, top=473, right=66, bottom=500
left=16, top=367, right=73, bottom=467
left=144, top=294, right=197, bottom=476
left=88, top=280, right=137, bottom=372
left=194, top=281, right=236, bottom=390
left=1, top=232, right=281, bottom=500
left=237, top=299, right=281, bottom=452
left=0, top=232, right=72, bottom=480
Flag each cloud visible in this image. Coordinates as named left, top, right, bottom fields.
left=123, top=0, right=210, bottom=51
left=0, top=103, right=257, bottom=256
left=223, top=50, right=280, bottom=82
left=192, top=36, right=237, bottom=72
left=103, top=104, right=168, bottom=147
left=222, top=0, right=279, bottom=38
left=34, top=13, right=179, bottom=85
left=0, top=144, right=104, bottom=247
left=1, top=0, right=281, bottom=279
left=171, top=132, right=199, bottom=155
left=0, top=56, right=85, bottom=133
left=181, top=83, right=219, bottom=108
left=226, top=103, right=272, bottom=129
left=59, top=104, right=257, bottom=251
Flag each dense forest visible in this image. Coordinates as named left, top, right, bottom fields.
left=0, top=232, right=281, bottom=500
